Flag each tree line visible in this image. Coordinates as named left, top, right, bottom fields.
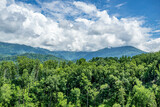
left=0, top=52, right=160, bottom=107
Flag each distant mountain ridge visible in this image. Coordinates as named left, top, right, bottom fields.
left=0, top=42, right=52, bottom=55
left=0, top=42, right=146, bottom=60
left=0, top=53, right=65, bottom=62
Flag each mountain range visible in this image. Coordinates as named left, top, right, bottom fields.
left=0, top=42, right=146, bottom=60
left=0, top=53, right=65, bottom=62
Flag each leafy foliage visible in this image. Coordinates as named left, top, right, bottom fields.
left=0, top=51, right=160, bottom=106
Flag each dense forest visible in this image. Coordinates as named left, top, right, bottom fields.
left=0, top=52, right=160, bottom=107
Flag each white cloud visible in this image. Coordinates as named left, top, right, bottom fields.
left=140, top=38, right=160, bottom=52
left=0, top=0, right=7, bottom=11
left=153, top=30, right=160, bottom=33
left=0, top=0, right=159, bottom=52
left=73, top=1, right=97, bottom=14
left=115, top=2, right=127, bottom=9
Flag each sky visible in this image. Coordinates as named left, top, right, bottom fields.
left=0, top=0, right=160, bottom=52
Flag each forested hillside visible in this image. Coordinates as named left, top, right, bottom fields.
left=0, top=42, right=145, bottom=60
left=0, top=53, right=65, bottom=62
left=0, top=42, right=55, bottom=56
left=0, top=52, right=160, bottom=107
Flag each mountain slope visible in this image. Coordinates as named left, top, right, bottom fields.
left=84, top=46, right=145, bottom=60
left=0, top=42, right=146, bottom=60
left=0, top=53, right=65, bottom=62
left=0, top=42, right=52, bottom=55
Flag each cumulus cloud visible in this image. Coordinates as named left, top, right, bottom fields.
left=0, top=0, right=7, bottom=11
left=73, top=1, right=97, bottom=14
left=0, top=0, right=159, bottom=52
left=140, top=38, right=160, bottom=52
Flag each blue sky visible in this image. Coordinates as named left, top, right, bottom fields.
left=0, top=0, right=160, bottom=52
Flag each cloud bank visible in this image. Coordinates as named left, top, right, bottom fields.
left=0, top=0, right=159, bottom=52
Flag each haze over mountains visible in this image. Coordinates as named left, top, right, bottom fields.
left=0, top=42, right=145, bottom=60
